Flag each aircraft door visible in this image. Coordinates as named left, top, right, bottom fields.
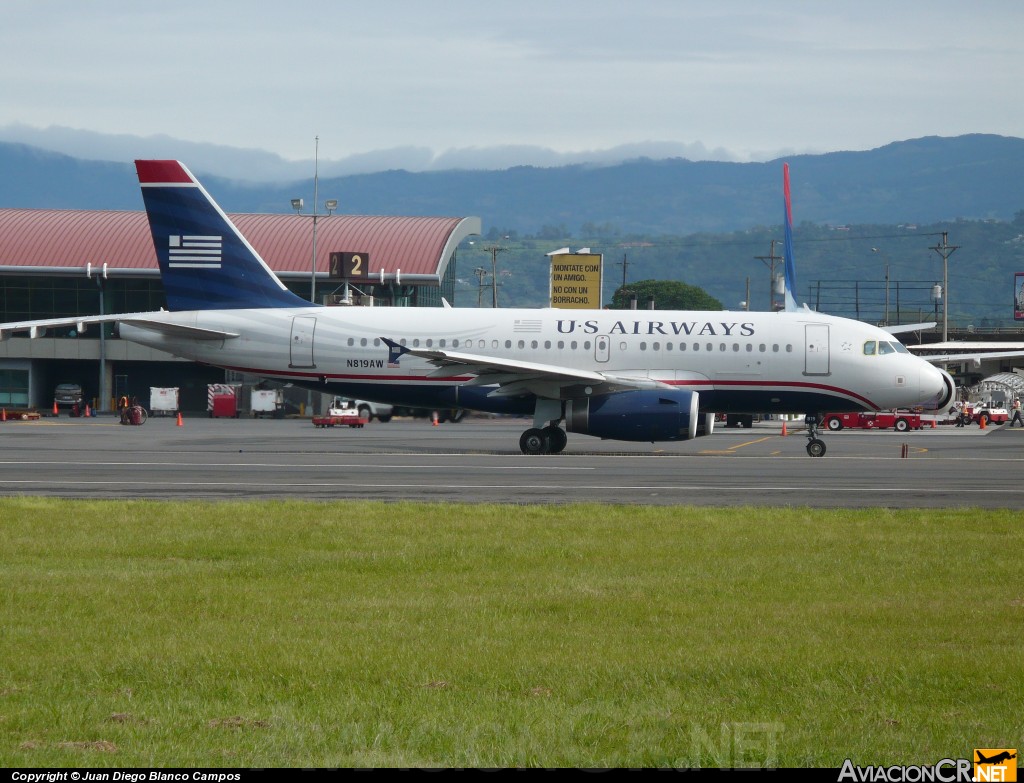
left=594, top=334, right=610, bottom=363
left=804, top=324, right=830, bottom=375
left=289, top=316, right=316, bottom=368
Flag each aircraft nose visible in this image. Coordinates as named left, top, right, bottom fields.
left=919, top=363, right=956, bottom=411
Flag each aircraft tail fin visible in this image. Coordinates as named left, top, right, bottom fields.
left=782, top=163, right=801, bottom=312
left=135, top=160, right=315, bottom=311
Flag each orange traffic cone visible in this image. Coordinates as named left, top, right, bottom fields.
left=931, top=418, right=936, bottom=428
left=1, top=408, right=6, bottom=422
left=53, top=400, right=59, bottom=415
left=432, top=411, right=439, bottom=426
left=979, top=415, right=987, bottom=429
left=176, top=411, right=183, bottom=427
left=780, top=420, right=788, bottom=436
left=84, top=403, right=91, bottom=417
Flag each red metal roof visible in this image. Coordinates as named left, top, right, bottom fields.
left=0, top=209, right=480, bottom=281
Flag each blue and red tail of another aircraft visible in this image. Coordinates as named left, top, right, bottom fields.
left=135, top=160, right=315, bottom=311
left=782, top=162, right=800, bottom=312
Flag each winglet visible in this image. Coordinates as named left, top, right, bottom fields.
left=782, top=163, right=800, bottom=312
left=381, top=337, right=410, bottom=367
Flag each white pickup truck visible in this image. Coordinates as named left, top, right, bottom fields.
left=338, top=398, right=393, bottom=423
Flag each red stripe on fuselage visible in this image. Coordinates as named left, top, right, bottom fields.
left=212, top=363, right=878, bottom=408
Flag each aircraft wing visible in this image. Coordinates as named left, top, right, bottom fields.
left=383, top=338, right=672, bottom=399
left=0, top=313, right=238, bottom=341
left=909, top=348, right=1024, bottom=367
left=882, top=321, right=936, bottom=335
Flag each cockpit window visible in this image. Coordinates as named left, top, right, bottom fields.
left=878, top=341, right=896, bottom=355
left=863, top=341, right=876, bottom=356
left=891, top=341, right=909, bottom=353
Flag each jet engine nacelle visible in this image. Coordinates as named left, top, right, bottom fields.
left=565, top=389, right=699, bottom=441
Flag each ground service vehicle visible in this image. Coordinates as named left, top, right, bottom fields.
left=822, top=410, right=923, bottom=432
left=54, top=383, right=83, bottom=409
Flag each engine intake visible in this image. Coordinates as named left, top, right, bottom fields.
left=565, top=389, right=699, bottom=441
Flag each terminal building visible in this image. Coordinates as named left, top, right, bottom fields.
left=0, top=208, right=480, bottom=413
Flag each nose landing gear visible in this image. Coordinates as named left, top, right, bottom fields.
left=804, top=414, right=826, bottom=457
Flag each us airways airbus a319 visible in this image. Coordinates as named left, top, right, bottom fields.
left=0, top=160, right=955, bottom=457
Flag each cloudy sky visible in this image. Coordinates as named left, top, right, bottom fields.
left=2, top=0, right=1021, bottom=175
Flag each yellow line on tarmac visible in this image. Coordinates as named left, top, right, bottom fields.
left=700, top=436, right=775, bottom=455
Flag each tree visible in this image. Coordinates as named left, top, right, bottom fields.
left=611, top=279, right=722, bottom=310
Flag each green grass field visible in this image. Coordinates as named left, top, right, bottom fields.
left=0, top=498, right=1020, bottom=768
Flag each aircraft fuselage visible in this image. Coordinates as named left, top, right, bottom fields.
left=119, top=305, right=952, bottom=417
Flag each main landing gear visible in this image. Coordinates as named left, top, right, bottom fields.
left=519, top=424, right=568, bottom=455
left=804, top=413, right=826, bottom=457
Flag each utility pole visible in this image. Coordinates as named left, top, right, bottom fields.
left=755, top=239, right=783, bottom=311
left=929, top=232, right=959, bottom=343
left=482, top=244, right=505, bottom=307
left=617, top=252, right=631, bottom=289
left=473, top=266, right=488, bottom=308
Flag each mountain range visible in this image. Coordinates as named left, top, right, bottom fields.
left=2, top=134, right=1023, bottom=236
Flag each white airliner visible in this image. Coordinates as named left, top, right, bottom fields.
left=0, top=160, right=955, bottom=456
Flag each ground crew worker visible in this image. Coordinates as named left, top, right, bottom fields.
left=1011, top=398, right=1023, bottom=427
left=119, top=395, right=130, bottom=424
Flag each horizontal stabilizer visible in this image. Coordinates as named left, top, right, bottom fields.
left=119, top=319, right=239, bottom=340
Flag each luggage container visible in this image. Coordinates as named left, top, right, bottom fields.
left=251, top=388, right=285, bottom=418
left=210, top=394, right=238, bottom=418
left=149, top=387, right=179, bottom=416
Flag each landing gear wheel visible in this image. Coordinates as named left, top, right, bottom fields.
left=806, top=439, right=826, bottom=458
left=543, top=426, right=567, bottom=454
left=520, top=428, right=549, bottom=455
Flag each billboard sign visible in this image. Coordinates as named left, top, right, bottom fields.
left=550, top=251, right=603, bottom=309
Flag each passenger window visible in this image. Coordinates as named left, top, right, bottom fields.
left=558, top=341, right=565, bottom=349
left=640, top=342, right=647, bottom=351
left=360, top=338, right=368, bottom=347
left=583, top=341, right=591, bottom=350
left=652, top=342, right=660, bottom=351
left=505, top=340, right=512, bottom=349
left=863, top=341, right=877, bottom=356
left=785, top=344, right=793, bottom=353
left=452, top=339, right=459, bottom=348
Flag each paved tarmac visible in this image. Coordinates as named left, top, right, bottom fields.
left=1, top=413, right=1022, bottom=507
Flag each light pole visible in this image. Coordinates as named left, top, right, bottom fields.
left=290, top=137, right=337, bottom=304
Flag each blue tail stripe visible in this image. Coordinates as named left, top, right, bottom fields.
left=138, top=162, right=315, bottom=311
left=782, top=163, right=799, bottom=312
